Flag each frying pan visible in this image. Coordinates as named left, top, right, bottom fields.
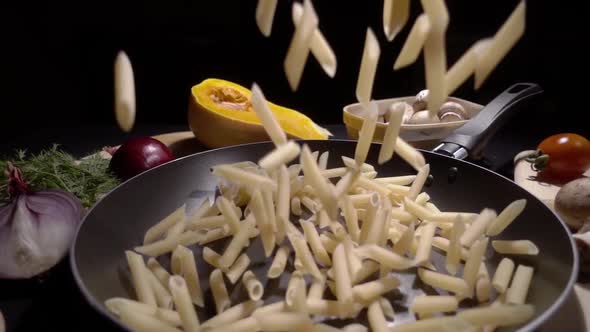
left=71, top=82, right=578, bottom=331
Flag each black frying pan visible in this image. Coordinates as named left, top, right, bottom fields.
left=71, top=83, right=578, bottom=331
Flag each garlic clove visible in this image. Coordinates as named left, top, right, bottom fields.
left=408, top=110, right=440, bottom=124
left=412, top=89, right=429, bottom=112
left=438, top=101, right=467, bottom=123
left=386, top=101, right=413, bottom=123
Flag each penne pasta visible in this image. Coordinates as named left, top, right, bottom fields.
left=410, top=295, right=458, bottom=315
left=146, top=268, right=173, bottom=309
left=292, top=3, right=337, bottom=78
left=486, top=199, right=526, bottom=236
left=207, top=317, right=260, bottom=332
left=219, top=217, right=255, bottom=269
left=143, top=204, right=186, bottom=244
left=380, top=297, right=395, bottom=320
left=418, top=268, right=469, bottom=297
left=358, top=244, right=413, bottom=270
left=173, top=246, right=204, bottom=307
left=342, top=236, right=362, bottom=282
left=226, top=253, right=251, bottom=284
left=322, top=167, right=349, bottom=179
left=210, top=269, right=231, bottom=314
left=341, top=196, right=361, bottom=242
left=392, top=222, right=415, bottom=255
left=446, top=217, right=465, bottom=276
left=213, top=164, right=277, bottom=192
left=202, top=246, right=223, bottom=271
left=147, top=257, right=171, bottom=289
left=506, top=265, right=534, bottom=305
left=259, top=140, right=301, bottom=170
left=389, top=316, right=472, bottom=332
left=354, top=101, right=378, bottom=165
left=463, top=237, right=489, bottom=297
left=356, top=28, right=380, bottom=105
left=342, top=156, right=375, bottom=172
left=460, top=208, right=496, bottom=247
left=374, top=175, right=416, bottom=186
left=414, top=222, right=436, bottom=265
left=290, top=233, right=323, bottom=280
left=169, top=275, right=200, bottom=332
left=125, top=251, right=157, bottom=306
left=242, top=270, right=264, bottom=301
left=378, top=102, right=405, bottom=165
left=383, top=0, right=409, bottom=41
left=283, top=0, right=318, bottom=91
left=255, top=312, right=313, bottom=332
left=492, top=257, right=515, bottom=294
left=276, top=165, right=290, bottom=243
left=118, top=306, right=183, bottom=332
left=267, top=245, right=290, bottom=279
left=333, top=243, right=353, bottom=306
left=492, top=240, right=539, bottom=255
left=407, top=164, right=430, bottom=201
left=395, top=138, right=426, bottom=172
left=286, top=271, right=308, bottom=313
left=201, top=300, right=263, bottom=329
left=352, top=275, right=400, bottom=303
left=186, top=215, right=226, bottom=231
left=319, top=233, right=338, bottom=254
left=134, top=231, right=202, bottom=257
left=216, top=196, right=242, bottom=234
left=458, top=304, right=535, bottom=327
left=393, top=13, right=431, bottom=70
left=105, top=297, right=181, bottom=327
left=199, top=226, right=234, bottom=246
left=368, top=300, right=389, bottom=332
left=255, top=0, right=278, bottom=37
left=301, top=219, right=332, bottom=266
left=308, top=275, right=327, bottom=300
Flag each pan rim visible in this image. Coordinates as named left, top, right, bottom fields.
left=69, top=138, right=580, bottom=332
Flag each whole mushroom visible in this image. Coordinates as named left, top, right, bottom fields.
left=555, top=177, right=590, bottom=230
left=438, top=101, right=468, bottom=123
left=412, top=89, right=429, bottom=112
left=408, top=110, right=440, bottom=124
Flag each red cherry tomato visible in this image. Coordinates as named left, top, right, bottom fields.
left=537, top=133, right=590, bottom=182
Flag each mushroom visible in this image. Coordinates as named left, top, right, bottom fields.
left=385, top=101, right=413, bottom=123
left=438, top=101, right=468, bottom=123
left=412, top=89, right=429, bottom=112
left=407, top=110, right=440, bottom=124
left=555, top=177, right=590, bottom=230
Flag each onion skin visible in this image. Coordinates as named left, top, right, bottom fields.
left=0, top=189, right=83, bottom=279
left=109, top=137, right=174, bottom=180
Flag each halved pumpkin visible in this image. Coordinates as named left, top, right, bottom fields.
left=188, top=78, right=331, bottom=148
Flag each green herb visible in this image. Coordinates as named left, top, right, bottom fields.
left=0, top=145, right=120, bottom=207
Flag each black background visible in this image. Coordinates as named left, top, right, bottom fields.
left=0, top=1, right=589, bottom=331
left=0, top=0, right=587, bottom=143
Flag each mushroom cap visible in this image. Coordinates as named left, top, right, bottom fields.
left=407, top=110, right=440, bottom=124
left=412, top=89, right=429, bottom=112
left=555, top=177, right=590, bottom=230
left=438, top=101, right=467, bottom=122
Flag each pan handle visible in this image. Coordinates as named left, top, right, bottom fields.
left=433, top=82, right=543, bottom=160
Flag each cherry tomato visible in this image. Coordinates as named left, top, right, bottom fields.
left=537, top=133, right=590, bottom=182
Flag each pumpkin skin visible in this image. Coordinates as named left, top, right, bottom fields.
left=188, top=78, right=330, bottom=148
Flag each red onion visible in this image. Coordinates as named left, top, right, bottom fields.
left=109, top=137, right=174, bottom=180
left=0, top=165, right=83, bottom=279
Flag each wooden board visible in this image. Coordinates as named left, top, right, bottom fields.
left=514, top=158, right=590, bottom=330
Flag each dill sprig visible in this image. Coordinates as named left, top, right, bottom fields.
left=0, top=145, right=120, bottom=207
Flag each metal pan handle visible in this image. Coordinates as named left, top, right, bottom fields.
left=433, top=82, right=543, bottom=160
